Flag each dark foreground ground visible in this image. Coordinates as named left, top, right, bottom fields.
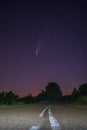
left=0, top=103, right=87, bottom=130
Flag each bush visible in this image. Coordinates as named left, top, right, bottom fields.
left=76, top=96, right=87, bottom=105
left=71, top=88, right=80, bottom=103
left=79, top=83, right=87, bottom=96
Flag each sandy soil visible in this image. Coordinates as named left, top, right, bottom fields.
left=52, top=104, right=87, bottom=130
left=0, top=104, right=87, bottom=130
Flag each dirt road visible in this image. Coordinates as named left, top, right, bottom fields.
left=0, top=104, right=87, bottom=130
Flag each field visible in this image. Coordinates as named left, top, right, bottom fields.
left=0, top=103, right=87, bottom=130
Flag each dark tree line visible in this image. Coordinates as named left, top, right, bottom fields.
left=36, top=82, right=62, bottom=102
left=0, top=82, right=87, bottom=105
left=71, top=83, right=87, bottom=105
left=0, top=91, right=19, bottom=105
left=0, top=82, right=62, bottom=105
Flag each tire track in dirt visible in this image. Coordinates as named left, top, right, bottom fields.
left=29, top=106, right=60, bottom=130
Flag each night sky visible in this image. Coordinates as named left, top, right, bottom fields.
left=0, top=0, right=87, bottom=97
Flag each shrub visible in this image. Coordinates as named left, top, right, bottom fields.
left=76, top=96, right=87, bottom=105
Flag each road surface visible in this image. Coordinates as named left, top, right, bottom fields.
left=0, top=103, right=87, bottom=130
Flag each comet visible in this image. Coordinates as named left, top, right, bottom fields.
left=35, top=45, right=40, bottom=56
